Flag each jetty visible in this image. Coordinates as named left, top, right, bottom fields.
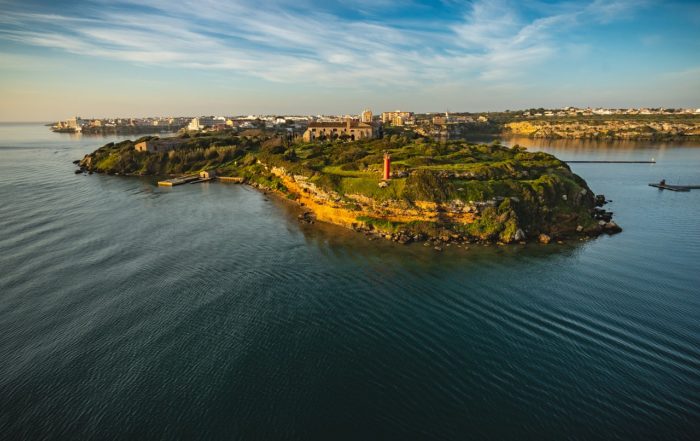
left=218, top=176, right=244, bottom=183
left=190, top=178, right=213, bottom=184
left=649, top=183, right=700, bottom=192
left=158, top=174, right=244, bottom=187
left=158, top=175, right=199, bottom=187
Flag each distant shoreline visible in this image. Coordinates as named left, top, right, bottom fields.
left=0, top=121, right=54, bottom=125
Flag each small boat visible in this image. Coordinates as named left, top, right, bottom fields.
left=649, top=179, right=697, bottom=192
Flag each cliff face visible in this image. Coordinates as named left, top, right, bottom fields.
left=505, top=120, right=700, bottom=139
left=269, top=165, right=605, bottom=245
left=271, top=167, right=477, bottom=227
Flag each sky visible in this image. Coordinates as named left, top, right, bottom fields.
left=0, top=0, right=699, bottom=120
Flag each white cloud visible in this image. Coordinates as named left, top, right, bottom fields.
left=0, top=0, right=647, bottom=86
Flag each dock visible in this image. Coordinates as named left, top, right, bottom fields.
left=190, top=178, right=213, bottom=184
left=157, top=175, right=199, bottom=187
left=649, top=183, right=700, bottom=192
left=158, top=175, right=245, bottom=187
left=218, top=176, right=244, bottom=183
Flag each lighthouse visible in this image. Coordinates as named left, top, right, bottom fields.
left=383, top=152, right=391, bottom=180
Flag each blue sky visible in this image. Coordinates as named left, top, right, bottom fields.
left=0, top=0, right=699, bottom=120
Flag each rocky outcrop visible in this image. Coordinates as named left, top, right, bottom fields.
left=271, top=166, right=478, bottom=229
left=268, top=166, right=619, bottom=246
left=505, top=120, right=700, bottom=139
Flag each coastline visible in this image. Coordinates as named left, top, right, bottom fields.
left=503, top=119, right=700, bottom=140
left=74, top=132, right=623, bottom=247
left=122, top=167, right=618, bottom=247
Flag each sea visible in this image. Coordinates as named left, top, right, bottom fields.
left=1, top=123, right=699, bottom=440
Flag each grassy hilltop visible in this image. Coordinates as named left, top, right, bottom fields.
left=79, top=130, right=617, bottom=244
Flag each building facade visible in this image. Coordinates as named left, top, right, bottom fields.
left=302, top=119, right=373, bottom=142
left=134, top=138, right=184, bottom=153
left=187, top=116, right=217, bottom=131
left=432, top=112, right=451, bottom=125
left=381, top=110, right=414, bottom=125
left=361, top=109, right=373, bottom=123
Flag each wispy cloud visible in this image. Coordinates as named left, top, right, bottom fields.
left=0, top=0, right=648, bottom=85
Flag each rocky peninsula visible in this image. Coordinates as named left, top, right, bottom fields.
left=76, top=131, right=621, bottom=246
left=504, top=115, right=700, bottom=140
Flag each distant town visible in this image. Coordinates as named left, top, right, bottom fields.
left=52, top=106, right=700, bottom=141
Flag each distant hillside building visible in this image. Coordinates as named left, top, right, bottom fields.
left=134, top=138, right=184, bottom=153
left=65, top=116, right=86, bottom=132
left=302, top=119, right=373, bottom=142
left=361, top=109, right=373, bottom=123
left=187, top=116, right=217, bottom=131
left=381, top=110, right=414, bottom=126
left=432, top=113, right=449, bottom=125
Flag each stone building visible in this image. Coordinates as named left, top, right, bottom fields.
left=302, top=119, right=373, bottom=142
left=432, top=115, right=447, bottom=125
left=134, top=138, right=184, bottom=153
left=361, top=109, right=373, bottom=123
left=432, top=113, right=450, bottom=125
left=61, top=116, right=86, bottom=132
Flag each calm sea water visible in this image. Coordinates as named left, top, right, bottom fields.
left=1, top=124, right=699, bottom=440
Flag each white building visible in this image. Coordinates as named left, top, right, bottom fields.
left=187, top=116, right=217, bottom=131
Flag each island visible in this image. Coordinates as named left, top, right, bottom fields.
left=76, top=130, right=621, bottom=246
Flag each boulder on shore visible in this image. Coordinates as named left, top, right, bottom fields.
left=595, top=194, right=607, bottom=207
left=297, top=212, right=315, bottom=224
left=603, top=221, right=622, bottom=234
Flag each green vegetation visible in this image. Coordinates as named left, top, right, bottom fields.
left=79, top=130, right=605, bottom=243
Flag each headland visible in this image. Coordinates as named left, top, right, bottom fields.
left=75, top=127, right=621, bottom=246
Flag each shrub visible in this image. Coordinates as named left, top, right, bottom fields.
left=403, top=169, right=453, bottom=202
left=313, top=173, right=342, bottom=193
left=332, top=146, right=368, bottom=165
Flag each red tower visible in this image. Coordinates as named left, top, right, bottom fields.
left=383, top=152, right=391, bottom=180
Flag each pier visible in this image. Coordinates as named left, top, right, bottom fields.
left=157, top=175, right=199, bottom=187
left=190, top=178, right=213, bottom=184
left=218, top=176, right=244, bottom=183
left=158, top=175, right=244, bottom=187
